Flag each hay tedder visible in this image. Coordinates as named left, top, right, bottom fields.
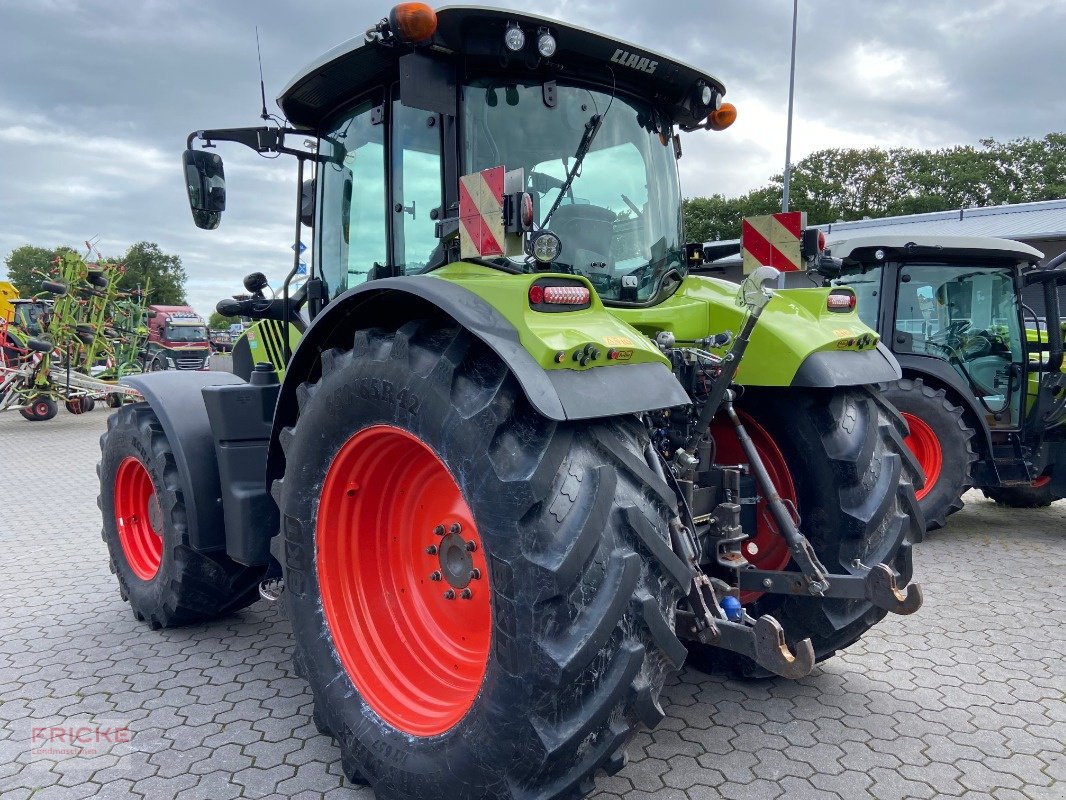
left=97, top=6, right=924, bottom=799
left=0, top=247, right=147, bottom=419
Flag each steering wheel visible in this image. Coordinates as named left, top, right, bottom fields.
left=961, top=333, right=993, bottom=358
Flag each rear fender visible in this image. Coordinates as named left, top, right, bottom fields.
left=266, top=275, right=689, bottom=486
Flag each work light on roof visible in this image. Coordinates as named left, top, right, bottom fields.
left=536, top=29, right=557, bottom=58
left=504, top=23, right=526, bottom=52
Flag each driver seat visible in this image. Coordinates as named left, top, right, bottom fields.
left=547, top=204, right=616, bottom=272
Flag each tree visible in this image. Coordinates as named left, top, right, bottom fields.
left=208, top=310, right=235, bottom=329
left=115, top=242, right=187, bottom=305
left=683, top=187, right=781, bottom=243
left=3, top=245, right=71, bottom=296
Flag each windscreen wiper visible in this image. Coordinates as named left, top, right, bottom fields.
left=539, top=113, right=603, bottom=228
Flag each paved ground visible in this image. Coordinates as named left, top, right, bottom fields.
left=0, top=407, right=1063, bottom=800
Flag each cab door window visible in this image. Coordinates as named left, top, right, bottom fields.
left=318, top=99, right=387, bottom=298
left=391, top=99, right=443, bottom=274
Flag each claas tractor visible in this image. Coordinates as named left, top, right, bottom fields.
left=97, top=6, right=923, bottom=799
left=820, top=234, right=1066, bottom=525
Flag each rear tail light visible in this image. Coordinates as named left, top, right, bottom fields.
left=528, top=280, right=592, bottom=311
left=827, top=290, right=857, bottom=312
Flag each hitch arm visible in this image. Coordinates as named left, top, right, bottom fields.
left=737, top=563, right=923, bottom=615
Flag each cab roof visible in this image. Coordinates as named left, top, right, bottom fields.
left=826, top=234, right=1043, bottom=266
left=278, top=5, right=726, bottom=129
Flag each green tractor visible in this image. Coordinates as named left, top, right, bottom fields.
left=98, top=6, right=923, bottom=798
left=822, top=234, right=1066, bottom=526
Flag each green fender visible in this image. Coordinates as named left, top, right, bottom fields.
left=610, top=274, right=901, bottom=387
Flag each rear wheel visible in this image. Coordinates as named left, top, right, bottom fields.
left=884, top=378, right=977, bottom=530
left=20, top=395, right=57, bottom=421
left=983, top=473, right=1061, bottom=507
left=97, top=404, right=265, bottom=628
left=275, top=320, right=688, bottom=800
left=686, top=386, right=924, bottom=677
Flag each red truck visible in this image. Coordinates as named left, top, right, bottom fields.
left=144, top=306, right=211, bottom=371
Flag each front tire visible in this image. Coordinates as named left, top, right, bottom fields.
left=20, top=395, right=57, bottom=421
left=275, top=320, right=688, bottom=800
left=884, top=378, right=977, bottom=530
left=688, top=386, right=924, bottom=677
left=97, top=404, right=265, bottom=628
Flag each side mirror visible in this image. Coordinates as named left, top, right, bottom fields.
left=182, top=149, right=226, bottom=230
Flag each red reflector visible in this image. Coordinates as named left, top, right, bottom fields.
left=528, top=284, right=544, bottom=304
left=543, top=286, right=590, bottom=305
left=827, top=293, right=856, bottom=311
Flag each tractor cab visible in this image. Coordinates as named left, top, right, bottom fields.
left=184, top=4, right=736, bottom=314
left=829, top=235, right=1041, bottom=430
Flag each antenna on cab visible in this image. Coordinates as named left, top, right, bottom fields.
left=255, top=27, right=269, bottom=121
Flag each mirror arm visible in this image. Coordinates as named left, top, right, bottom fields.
left=186, top=126, right=309, bottom=159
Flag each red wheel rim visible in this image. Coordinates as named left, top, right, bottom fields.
left=710, top=412, right=797, bottom=604
left=36, top=401, right=50, bottom=416
left=317, top=425, right=491, bottom=737
left=114, top=456, right=163, bottom=580
left=901, top=413, right=942, bottom=501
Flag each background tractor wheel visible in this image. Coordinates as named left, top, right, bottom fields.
left=97, top=404, right=265, bottom=628
left=65, top=396, right=95, bottom=414
left=884, top=378, right=977, bottom=530
left=982, top=473, right=1061, bottom=507
left=20, top=395, right=58, bottom=421
left=686, top=386, right=924, bottom=678
left=275, top=320, right=688, bottom=800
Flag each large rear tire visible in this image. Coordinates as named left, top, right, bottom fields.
left=97, top=404, right=265, bottom=628
left=275, top=320, right=688, bottom=800
left=884, top=378, right=977, bottom=530
left=687, top=386, right=924, bottom=678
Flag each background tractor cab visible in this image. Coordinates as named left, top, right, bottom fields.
left=825, top=234, right=1065, bottom=522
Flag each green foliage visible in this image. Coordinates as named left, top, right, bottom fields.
left=116, top=242, right=187, bottom=305
left=685, top=132, right=1066, bottom=239
left=208, top=310, right=234, bottom=329
left=3, top=245, right=74, bottom=296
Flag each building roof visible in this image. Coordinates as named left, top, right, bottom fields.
left=817, top=198, right=1066, bottom=242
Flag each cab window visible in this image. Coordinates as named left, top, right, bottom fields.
left=391, top=100, right=443, bottom=274
left=318, top=99, right=387, bottom=299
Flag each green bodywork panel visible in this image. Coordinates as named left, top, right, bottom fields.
left=427, top=263, right=670, bottom=370
left=1026, top=323, right=1066, bottom=424
left=611, top=275, right=880, bottom=385
left=240, top=319, right=302, bottom=380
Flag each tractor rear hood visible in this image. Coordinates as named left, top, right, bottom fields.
left=278, top=5, right=725, bottom=130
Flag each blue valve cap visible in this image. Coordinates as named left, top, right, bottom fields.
left=721, top=595, right=743, bottom=622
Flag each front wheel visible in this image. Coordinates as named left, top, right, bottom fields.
left=688, top=386, right=924, bottom=677
left=275, top=321, right=688, bottom=800
left=884, top=378, right=977, bottom=530
left=97, top=404, right=265, bottom=627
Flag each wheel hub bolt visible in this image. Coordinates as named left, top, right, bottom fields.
left=426, top=545, right=438, bottom=555
left=430, top=571, right=442, bottom=581
left=443, top=589, right=456, bottom=600
left=449, top=522, right=462, bottom=535
left=460, top=589, right=473, bottom=600
left=470, top=568, right=481, bottom=580
left=433, top=524, right=446, bottom=537
left=762, top=578, right=773, bottom=589
left=465, top=541, right=477, bottom=552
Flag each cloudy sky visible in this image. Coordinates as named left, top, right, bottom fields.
left=2, top=0, right=1064, bottom=317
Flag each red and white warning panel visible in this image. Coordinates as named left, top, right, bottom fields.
left=459, top=166, right=525, bottom=259
left=741, top=211, right=807, bottom=274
